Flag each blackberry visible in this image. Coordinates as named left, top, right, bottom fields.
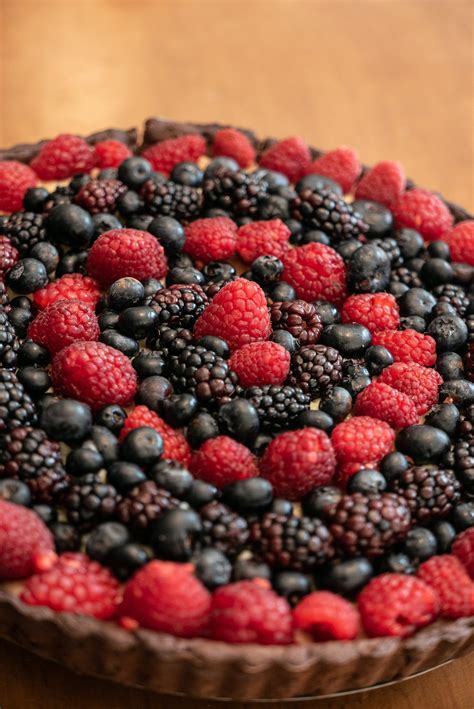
left=433, top=284, right=470, bottom=317
left=151, top=285, right=208, bottom=328
left=0, top=281, right=9, bottom=308
left=289, top=344, right=343, bottom=396
left=115, top=480, right=179, bottom=534
left=458, top=405, right=474, bottom=437
left=243, top=384, right=309, bottom=431
left=202, top=279, right=233, bottom=299
left=390, top=266, right=423, bottom=289
left=444, top=439, right=474, bottom=495
left=370, top=238, right=403, bottom=267
left=327, top=492, right=412, bottom=558
left=389, top=465, right=461, bottom=522
left=62, top=474, right=118, bottom=530
left=269, top=300, right=322, bottom=346
left=168, top=344, right=238, bottom=407
left=0, top=370, right=37, bottom=431
left=75, top=179, right=127, bottom=214
left=0, top=426, right=68, bottom=503
left=42, top=186, right=75, bottom=213
left=141, top=179, right=202, bottom=221
left=4, top=212, right=46, bottom=256
left=0, top=311, right=18, bottom=368
left=290, top=188, right=368, bottom=242
left=202, top=168, right=268, bottom=217
left=199, top=501, right=249, bottom=557
left=147, top=324, right=193, bottom=359
left=249, top=511, right=334, bottom=571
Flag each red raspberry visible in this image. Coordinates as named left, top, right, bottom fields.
left=259, top=428, right=336, bottom=500
left=183, top=217, right=237, bottom=263
left=355, top=382, right=418, bottom=428
left=236, top=219, right=291, bottom=264
left=259, top=137, right=311, bottom=183
left=282, top=243, right=347, bottom=305
left=0, top=499, right=55, bottom=579
left=20, top=552, right=120, bottom=619
left=28, top=299, right=99, bottom=355
left=0, top=161, right=38, bottom=212
left=193, top=278, right=271, bottom=351
left=358, top=574, right=439, bottom=638
left=418, top=555, right=474, bottom=619
left=75, top=179, right=127, bottom=214
left=142, top=134, right=206, bottom=176
left=442, top=221, right=474, bottom=265
left=120, top=560, right=211, bottom=637
left=87, top=228, right=168, bottom=288
left=51, top=341, right=137, bottom=411
left=372, top=329, right=437, bottom=367
left=293, top=591, right=360, bottom=641
left=209, top=579, right=293, bottom=644
left=377, top=362, right=442, bottom=415
left=212, top=128, right=256, bottom=168
left=31, top=134, right=96, bottom=180
left=190, top=435, right=258, bottom=488
left=305, top=147, right=361, bottom=194
left=93, top=139, right=132, bottom=168
left=229, top=341, right=290, bottom=387
left=355, top=161, right=406, bottom=207
left=341, top=292, right=400, bottom=333
left=0, top=236, right=19, bottom=277
left=33, top=273, right=100, bottom=311
left=119, top=405, right=191, bottom=466
left=392, top=188, right=453, bottom=240
left=452, top=528, right=474, bottom=579
left=331, top=416, right=395, bottom=482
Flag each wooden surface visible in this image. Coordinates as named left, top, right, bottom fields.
left=0, top=1, right=473, bottom=707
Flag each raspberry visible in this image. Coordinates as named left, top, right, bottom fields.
left=33, top=273, right=100, bottom=311
left=28, top=299, right=99, bottom=355
left=0, top=236, right=19, bottom=277
left=442, top=221, right=474, bottom=265
left=358, top=574, right=439, bottom=637
left=418, top=555, right=474, bottom=619
left=260, top=137, right=310, bottom=183
left=377, top=362, right=442, bottom=415
left=190, top=436, right=259, bottom=488
left=229, top=341, right=290, bottom=387
left=0, top=161, right=38, bottom=212
left=259, top=428, right=336, bottom=500
left=51, top=341, right=137, bottom=411
left=354, top=382, right=418, bottom=428
left=293, top=591, right=360, bottom=641
left=304, top=147, right=361, bottom=194
left=87, top=228, right=168, bottom=288
left=331, top=416, right=395, bottom=482
left=119, top=405, right=191, bottom=466
left=282, top=243, right=347, bottom=305
left=93, top=139, right=133, bottom=169
left=452, top=528, right=474, bottom=578
left=355, top=161, right=406, bottom=207
left=0, top=498, right=55, bottom=579
left=392, top=188, right=453, bottom=241
left=236, top=219, right=291, bottom=264
left=20, top=552, right=120, bottom=619
left=193, top=278, right=271, bottom=351
left=209, top=579, right=294, bottom=644
left=341, top=293, right=400, bottom=333
left=75, top=179, right=127, bottom=214
left=372, top=329, right=437, bottom=367
left=31, top=134, right=96, bottom=180
left=212, top=128, right=256, bottom=168
left=142, top=134, right=206, bottom=176
left=120, top=560, right=211, bottom=637
left=183, top=217, right=237, bottom=263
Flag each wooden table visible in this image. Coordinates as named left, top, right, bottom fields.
left=1, top=0, right=473, bottom=707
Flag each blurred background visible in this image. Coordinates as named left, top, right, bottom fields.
left=1, top=0, right=473, bottom=200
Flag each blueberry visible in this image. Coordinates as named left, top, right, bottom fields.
left=150, top=508, right=202, bottom=561
left=118, top=306, right=158, bottom=339
left=160, top=393, right=198, bottom=428
left=365, top=345, right=394, bottom=375
left=295, top=173, right=342, bottom=195
left=118, top=156, right=153, bottom=189
left=148, top=215, right=186, bottom=254
left=431, top=520, right=456, bottom=552
left=452, top=502, right=474, bottom=530
left=92, top=213, right=122, bottom=240
left=0, top=479, right=32, bottom=506
left=232, top=558, right=272, bottom=582
left=29, top=241, right=60, bottom=273
left=86, top=522, right=130, bottom=563
left=66, top=441, right=104, bottom=476
left=430, top=302, right=457, bottom=319
left=251, top=433, right=273, bottom=456
left=394, top=228, right=424, bottom=259
left=312, top=300, right=340, bottom=326
left=185, top=480, right=218, bottom=509
left=90, top=426, right=119, bottom=466
left=166, top=267, right=205, bottom=286
left=41, top=399, right=92, bottom=443
left=380, top=451, right=410, bottom=483
left=427, top=315, right=468, bottom=352
left=33, top=504, right=57, bottom=525
left=171, top=161, right=203, bottom=186
left=56, top=249, right=88, bottom=276
left=301, top=230, right=330, bottom=245
left=321, top=323, right=371, bottom=357
left=352, top=199, right=393, bottom=237
left=347, top=244, right=390, bottom=293
left=51, top=522, right=81, bottom=552
left=17, top=339, right=50, bottom=367
left=132, top=350, right=165, bottom=379
left=193, top=548, right=232, bottom=589
left=320, top=558, right=374, bottom=596
left=8, top=307, right=34, bottom=338
left=452, top=262, right=474, bottom=287
left=205, top=157, right=239, bottom=177
left=7, top=258, right=48, bottom=293
left=23, top=186, right=49, bottom=212
left=202, top=261, right=236, bottom=283
left=251, top=255, right=284, bottom=284
left=439, top=379, right=474, bottom=406
left=403, top=527, right=438, bottom=561
left=127, top=214, right=154, bottom=231
left=396, top=425, right=450, bottom=462
left=121, top=426, right=163, bottom=466
left=319, top=386, right=352, bottom=421
left=197, top=335, right=230, bottom=358
left=100, top=329, right=139, bottom=357
left=398, top=288, right=437, bottom=318
left=427, top=240, right=451, bottom=260
left=218, top=399, right=260, bottom=444
left=272, top=571, right=310, bottom=606
left=16, top=367, right=51, bottom=398
left=436, top=352, right=465, bottom=381
left=388, top=281, right=410, bottom=298
left=94, top=404, right=127, bottom=434
left=107, top=543, right=152, bottom=580
left=420, top=258, right=453, bottom=287
left=108, top=277, right=145, bottom=311
left=149, top=459, right=193, bottom=497
left=302, top=486, right=341, bottom=518
left=136, top=375, right=173, bottom=412
left=141, top=277, right=162, bottom=299
left=116, top=190, right=144, bottom=217
left=341, top=361, right=371, bottom=397
left=268, top=281, right=296, bottom=302
left=400, top=315, right=426, bottom=333
left=347, top=469, right=387, bottom=495
left=270, top=330, right=299, bottom=353
left=107, top=461, right=147, bottom=493
left=297, top=409, right=334, bottom=432
left=425, top=404, right=460, bottom=436
left=45, top=204, right=94, bottom=247
left=405, top=257, right=425, bottom=274
left=9, top=296, right=32, bottom=310
left=186, top=412, right=219, bottom=449
left=168, top=253, right=194, bottom=269
left=222, top=478, right=273, bottom=513
left=378, top=552, right=416, bottom=575
left=97, top=311, right=119, bottom=333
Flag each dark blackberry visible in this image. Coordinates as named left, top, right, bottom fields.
left=147, top=324, right=193, bottom=359
left=390, top=266, right=423, bottom=289
left=199, top=501, right=249, bottom=557
left=290, top=188, right=368, bottom=242
left=151, top=285, right=208, bottom=328
left=4, top=212, right=46, bottom=256
left=75, top=179, right=127, bottom=214
left=141, top=179, right=202, bottom=221
left=202, top=167, right=268, bottom=217
left=433, top=284, right=470, bottom=317
left=389, top=465, right=461, bottom=522
left=168, top=344, right=238, bottom=407
left=289, top=344, right=343, bottom=396
left=42, top=186, right=76, bottom=213
left=0, top=369, right=37, bottom=431
left=0, top=310, right=18, bottom=368
left=243, top=384, right=309, bottom=431
left=269, top=300, right=322, bottom=346
left=370, top=237, right=403, bottom=267
left=202, top=279, right=233, bottom=299
left=62, top=474, right=119, bottom=530
left=458, top=405, right=474, bottom=437
left=249, top=511, right=334, bottom=571
left=327, top=492, right=412, bottom=558
left=0, top=281, right=9, bottom=308
left=444, top=438, right=474, bottom=495
left=0, top=426, right=68, bottom=503
left=115, top=480, right=179, bottom=535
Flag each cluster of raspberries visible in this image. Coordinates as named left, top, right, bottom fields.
left=0, top=126, right=473, bottom=646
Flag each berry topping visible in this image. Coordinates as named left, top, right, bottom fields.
left=236, top=219, right=290, bottom=264
left=142, top=134, right=206, bottom=176
left=0, top=161, right=38, bottom=212
left=183, top=217, right=237, bottom=263
left=28, top=299, right=99, bottom=354
left=260, top=136, right=311, bottom=183
left=355, top=161, right=406, bottom=207
left=331, top=416, right=395, bottom=481
left=293, top=591, right=360, bottom=641
left=392, top=188, right=453, bottom=240
left=282, top=243, right=347, bottom=305
left=212, top=128, right=256, bottom=168
left=372, top=329, right=437, bottom=367
left=418, top=555, right=474, bottom=619
left=0, top=498, right=54, bottom=579
left=304, top=147, right=361, bottom=194
left=31, top=134, right=96, bottom=180
left=229, top=341, right=290, bottom=387
left=190, top=436, right=259, bottom=488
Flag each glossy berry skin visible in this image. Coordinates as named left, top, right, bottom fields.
left=272, top=571, right=310, bottom=607
left=427, top=314, right=468, bottom=353
left=150, top=508, right=202, bottom=561
left=108, top=277, right=144, bottom=311
left=40, top=398, right=92, bottom=443
left=107, top=543, right=152, bottom=581
left=395, top=425, right=450, bottom=463
left=222, top=477, right=273, bottom=514
left=118, top=157, right=153, bottom=189
left=425, top=404, right=460, bottom=436
left=319, top=557, right=374, bottom=597
left=321, top=324, right=371, bottom=358
left=319, top=387, right=353, bottom=422
left=193, top=548, right=232, bottom=590
left=297, top=409, right=334, bottom=433
left=217, top=399, right=260, bottom=445
left=132, top=351, right=166, bottom=380
left=347, top=244, right=391, bottom=293
left=365, top=345, right=394, bottom=376
left=402, top=527, right=438, bottom=561
left=120, top=426, right=163, bottom=467
left=380, top=451, right=409, bottom=483
left=0, top=479, right=32, bottom=506
left=45, top=203, right=94, bottom=247
left=148, top=215, right=185, bottom=254
left=7, top=258, right=48, bottom=294
left=85, top=522, right=130, bottom=563
left=186, top=412, right=219, bottom=449
left=347, top=469, right=387, bottom=495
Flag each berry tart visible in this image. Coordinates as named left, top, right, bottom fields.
left=0, top=118, right=473, bottom=700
